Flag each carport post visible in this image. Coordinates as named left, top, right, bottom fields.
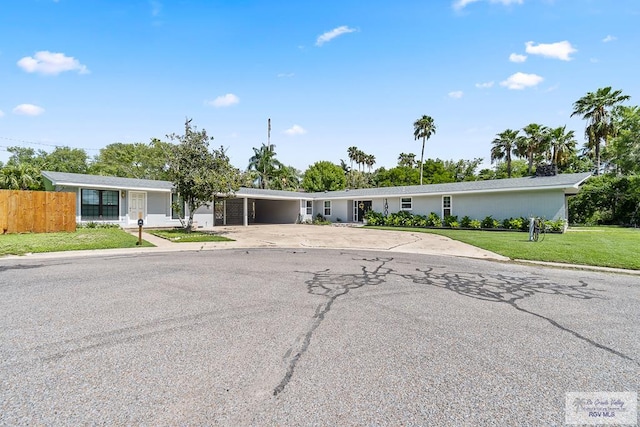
left=243, top=197, right=248, bottom=226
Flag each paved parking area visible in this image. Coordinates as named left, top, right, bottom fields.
left=1, top=249, right=637, bottom=425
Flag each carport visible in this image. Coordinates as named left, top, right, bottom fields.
left=210, top=188, right=309, bottom=226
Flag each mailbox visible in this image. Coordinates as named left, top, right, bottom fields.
left=137, top=219, right=144, bottom=227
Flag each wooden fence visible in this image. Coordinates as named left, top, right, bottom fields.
left=0, top=190, right=76, bottom=234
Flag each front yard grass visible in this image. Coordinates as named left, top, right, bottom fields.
left=148, top=229, right=234, bottom=243
left=0, top=228, right=154, bottom=256
left=369, top=226, right=640, bottom=270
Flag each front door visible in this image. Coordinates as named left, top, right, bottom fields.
left=129, top=191, right=146, bottom=223
left=354, top=200, right=372, bottom=222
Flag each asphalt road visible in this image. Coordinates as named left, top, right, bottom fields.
left=1, top=249, right=638, bottom=426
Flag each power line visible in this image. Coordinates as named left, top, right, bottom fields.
left=0, top=136, right=101, bottom=151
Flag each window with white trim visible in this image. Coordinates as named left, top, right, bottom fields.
left=306, top=200, right=313, bottom=215
left=400, top=197, right=412, bottom=210
left=323, top=201, right=331, bottom=216
left=442, top=195, right=452, bottom=217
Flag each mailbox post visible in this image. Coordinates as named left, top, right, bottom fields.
left=137, top=218, right=144, bottom=245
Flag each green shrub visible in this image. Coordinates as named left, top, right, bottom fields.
left=502, top=217, right=524, bottom=230
left=364, top=210, right=385, bottom=226
left=411, top=214, right=428, bottom=227
left=426, top=212, right=441, bottom=227
left=443, top=215, right=458, bottom=227
left=313, top=213, right=331, bottom=225
left=546, top=219, right=566, bottom=233
left=481, top=215, right=499, bottom=229
left=449, top=221, right=460, bottom=228
left=469, top=219, right=482, bottom=229
left=460, top=215, right=473, bottom=228
left=79, top=222, right=121, bottom=229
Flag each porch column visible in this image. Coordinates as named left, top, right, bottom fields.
left=243, top=197, right=248, bottom=226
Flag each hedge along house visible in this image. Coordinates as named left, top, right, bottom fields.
left=42, top=171, right=591, bottom=228
left=315, top=172, right=592, bottom=225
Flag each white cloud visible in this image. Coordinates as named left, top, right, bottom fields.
left=448, top=91, right=464, bottom=99
left=17, top=51, right=89, bottom=75
left=284, top=125, right=307, bottom=136
left=500, top=72, right=543, bottom=90
left=13, top=104, right=45, bottom=116
left=525, top=40, right=577, bottom=61
left=475, top=81, right=494, bottom=89
left=509, top=53, right=527, bottom=63
left=316, top=26, right=357, bottom=46
left=207, top=93, right=240, bottom=107
left=453, top=0, right=522, bottom=10
left=602, top=35, right=617, bottom=43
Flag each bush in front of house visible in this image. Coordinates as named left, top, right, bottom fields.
left=426, top=212, right=441, bottom=227
left=481, top=215, right=500, bottom=229
left=443, top=215, right=458, bottom=227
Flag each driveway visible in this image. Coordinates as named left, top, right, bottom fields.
left=145, top=224, right=508, bottom=261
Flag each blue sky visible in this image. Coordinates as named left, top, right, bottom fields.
left=1, top=0, right=638, bottom=172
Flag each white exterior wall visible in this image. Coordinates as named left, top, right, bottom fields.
left=452, top=190, right=566, bottom=221
left=379, top=190, right=566, bottom=221
left=193, top=204, right=215, bottom=228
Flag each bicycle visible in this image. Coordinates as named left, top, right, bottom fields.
left=531, top=217, right=546, bottom=242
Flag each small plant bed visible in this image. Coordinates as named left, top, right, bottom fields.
left=149, top=228, right=234, bottom=243
left=0, top=228, right=154, bottom=256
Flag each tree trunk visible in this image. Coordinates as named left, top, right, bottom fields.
left=419, top=138, right=425, bottom=185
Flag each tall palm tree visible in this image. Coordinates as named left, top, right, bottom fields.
left=413, top=115, right=436, bottom=185
left=571, top=87, right=630, bottom=175
left=347, top=146, right=359, bottom=172
left=517, top=123, right=549, bottom=175
left=490, top=129, right=520, bottom=178
left=548, top=126, right=577, bottom=174
left=365, top=154, right=376, bottom=173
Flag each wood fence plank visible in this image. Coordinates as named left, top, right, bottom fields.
left=0, top=191, right=8, bottom=234
left=0, top=190, right=76, bottom=234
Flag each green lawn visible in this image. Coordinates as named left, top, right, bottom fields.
left=369, top=226, right=640, bottom=270
left=0, top=228, right=155, bottom=256
left=149, top=229, right=234, bottom=243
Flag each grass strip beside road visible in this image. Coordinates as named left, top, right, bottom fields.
left=368, top=226, right=640, bottom=270
left=149, top=229, right=234, bottom=243
left=0, top=228, right=154, bottom=256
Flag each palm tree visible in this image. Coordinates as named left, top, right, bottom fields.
left=365, top=154, right=376, bottom=173
left=490, top=129, right=520, bottom=178
left=347, top=146, right=359, bottom=172
left=548, top=126, right=577, bottom=174
left=571, top=87, right=630, bottom=175
left=0, top=163, right=40, bottom=190
left=248, top=143, right=281, bottom=189
left=397, top=152, right=416, bottom=168
left=413, top=115, right=436, bottom=185
left=517, top=123, right=549, bottom=175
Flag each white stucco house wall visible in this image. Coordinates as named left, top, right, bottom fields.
left=41, top=171, right=590, bottom=228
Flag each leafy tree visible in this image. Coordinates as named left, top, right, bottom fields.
left=413, top=115, right=436, bottom=185
left=43, top=146, right=89, bottom=174
left=490, top=129, right=519, bottom=178
left=571, top=87, right=631, bottom=175
left=569, top=175, right=640, bottom=225
left=91, top=140, right=172, bottom=180
left=606, top=105, right=640, bottom=175
left=165, top=119, right=242, bottom=230
left=301, top=161, right=346, bottom=192
left=373, top=166, right=419, bottom=187
left=444, top=158, right=482, bottom=181
left=422, top=158, right=455, bottom=183
left=5, top=146, right=43, bottom=168
left=347, top=146, right=359, bottom=173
